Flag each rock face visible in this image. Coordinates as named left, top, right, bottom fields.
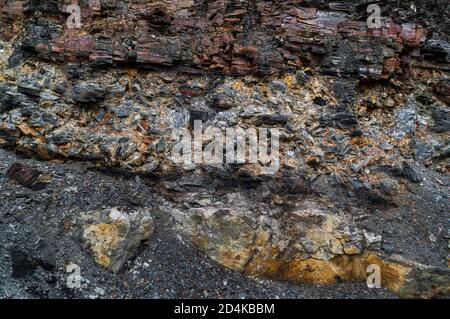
left=170, top=199, right=365, bottom=271
left=164, top=192, right=449, bottom=298
left=79, top=207, right=155, bottom=273
left=0, top=0, right=442, bottom=78
left=0, top=0, right=449, bottom=298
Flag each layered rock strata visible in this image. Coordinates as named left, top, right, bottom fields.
left=0, top=0, right=449, bottom=298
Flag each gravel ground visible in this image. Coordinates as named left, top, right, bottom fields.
left=0, top=148, right=396, bottom=299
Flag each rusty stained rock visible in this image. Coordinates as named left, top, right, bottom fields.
left=164, top=196, right=449, bottom=299
left=0, top=0, right=442, bottom=79
left=6, top=162, right=52, bottom=190
left=79, top=207, right=155, bottom=273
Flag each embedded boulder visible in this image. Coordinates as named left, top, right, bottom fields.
left=79, top=207, right=155, bottom=273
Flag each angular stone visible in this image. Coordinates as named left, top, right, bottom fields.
left=6, top=162, right=51, bottom=190
left=72, top=82, right=106, bottom=103
left=432, top=107, right=450, bottom=133
left=402, top=162, right=422, bottom=183
left=320, top=106, right=360, bottom=130
left=79, top=207, right=155, bottom=273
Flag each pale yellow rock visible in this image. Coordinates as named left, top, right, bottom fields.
left=80, top=207, right=154, bottom=273
left=168, top=198, right=450, bottom=298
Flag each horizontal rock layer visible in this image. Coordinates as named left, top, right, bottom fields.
left=1, top=0, right=448, bottom=78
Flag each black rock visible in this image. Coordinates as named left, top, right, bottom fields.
left=377, top=179, right=397, bottom=195
left=48, top=131, right=72, bottom=145
left=295, top=70, right=310, bottom=85
left=255, top=114, right=289, bottom=126
left=64, top=64, right=82, bottom=80
left=411, top=139, right=433, bottom=163
left=95, top=109, right=106, bottom=122
left=382, top=242, right=395, bottom=254
left=320, top=106, right=360, bottom=130
left=333, top=80, right=356, bottom=107
left=189, top=109, right=212, bottom=127
left=0, top=90, right=36, bottom=111
left=28, top=111, right=58, bottom=128
left=432, top=107, right=450, bottom=133
left=8, top=48, right=24, bottom=68
left=394, top=100, right=419, bottom=135
left=416, top=94, right=434, bottom=106
left=402, top=162, right=422, bottom=183
left=54, top=82, right=67, bottom=96
left=313, top=97, right=327, bottom=106
left=18, top=82, right=42, bottom=97
left=73, top=82, right=106, bottom=103
left=6, top=163, right=50, bottom=190
left=0, top=129, right=18, bottom=147
left=213, top=93, right=235, bottom=110
left=25, top=0, right=61, bottom=14
left=423, top=39, right=450, bottom=63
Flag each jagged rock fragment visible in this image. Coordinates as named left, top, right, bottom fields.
left=79, top=207, right=155, bottom=273
left=72, top=82, right=106, bottom=104
left=6, top=163, right=51, bottom=190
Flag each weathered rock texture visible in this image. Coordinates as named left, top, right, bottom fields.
left=1, top=0, right=448, bottom=78
left=79, top=207, right=154, bottom=273
left=6, top=162, right=52, bottom=190
left=165, top=197, right=448, bottom=298
left=0, top=0, right=449, bottom=298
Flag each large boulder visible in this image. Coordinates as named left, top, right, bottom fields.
left=79, top=207, right=154, bottom=273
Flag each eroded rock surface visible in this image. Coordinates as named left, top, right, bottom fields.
left=162, top=189, right=449, bottom=298
left=0, top=0, right=449, bottom=298
left=79, top=207, right=154, bottom=273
